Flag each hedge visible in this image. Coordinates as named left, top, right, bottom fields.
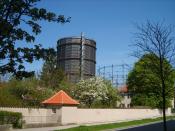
left=172, top=108, right=175, bottom=113
left=0, top=111, right=23, bottom=128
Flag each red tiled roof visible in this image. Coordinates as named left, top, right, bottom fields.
left=42, top=90, right=79, bottom=105
left=118, top=85, right=128, bottom=93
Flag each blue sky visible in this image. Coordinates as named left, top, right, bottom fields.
left=26, top=0, right=175, bottom=72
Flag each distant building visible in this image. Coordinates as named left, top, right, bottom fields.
left=57, top=35, right=96, bottom=83
left=118, top=86, right=175, bottom=109
left=118, top=85, right=131, bottom=108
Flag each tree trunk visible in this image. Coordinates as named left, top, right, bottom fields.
left=160, top=58, right=167, bottom=131
left=162, top=79, right=167, bottom=131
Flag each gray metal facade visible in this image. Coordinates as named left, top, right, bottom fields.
left=57, top=37, right=96, bottom=83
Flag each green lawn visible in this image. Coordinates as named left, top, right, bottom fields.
left=58, top=115, right=175, bottom=131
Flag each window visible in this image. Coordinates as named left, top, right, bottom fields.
left=52, top=108, right=56, bottom=113
left=127, top=94, right=130, bottom=99
left=127, top=104, right=130, bottom=108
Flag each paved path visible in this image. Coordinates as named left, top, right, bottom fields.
left=117, top=120, right=175, bottom=131
left=13, top=125, right=78, bottom=131
left=13, top=120, right=175, bottom=131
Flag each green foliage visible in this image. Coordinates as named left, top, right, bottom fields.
left=40, top=66, right=66, bottom=90
left=38, top=51, right=79, bottom=105
left=127, top=54, right=175, bottom=108
left=74, top=77, right=121, bottom=108
left=172, top=108, right=175, bottom=113
left=102, top=80, right=121, bottom=108
left=131, top=94, right=159, bottom=108
left=0, top=111, right=23, bottom=128
left=0, top=85, right=23, bottom=107
left=0, top=77, right=54, bottom=107
left=0, top=0, right=70, bottom=78
left=58, top=80, right=76, bottom=96
left=40, top=53, right=74, bottom=91
left=0, top=53, right=73, bottom=107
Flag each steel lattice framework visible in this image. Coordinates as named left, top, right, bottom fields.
left=97, top=64, right=132, bottom=87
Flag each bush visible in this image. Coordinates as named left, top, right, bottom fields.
left=0, top=77, right=54, bottom=107
left=74, top=77, right=121, bottom=108
left=0, top=86, right=23, bottom=107
left=0, top=111, right=23, bottom=128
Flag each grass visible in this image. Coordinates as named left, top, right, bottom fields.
left=57, top=115, right=175, bottom=131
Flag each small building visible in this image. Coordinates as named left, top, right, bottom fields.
left=118, top=85, right=131, bottom=108
left=42, top=90, right=79, bottom=111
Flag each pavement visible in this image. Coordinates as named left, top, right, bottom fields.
left=13, top=125, right=79, bottom=131
left=12, top=119, right=175, bottom=131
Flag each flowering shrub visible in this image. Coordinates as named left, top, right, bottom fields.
left=74, top=77, right=120, bottom=108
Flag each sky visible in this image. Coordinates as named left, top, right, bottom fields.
left=25, top=0, right=175, bottom=72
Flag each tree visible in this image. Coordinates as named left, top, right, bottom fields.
left=40, top=52, right=73, bottom=91
left=0, top=76, right=54, bottom=107
left=0, top=0, right=70, bottom=79
left=127, top=54, right=174, bottom=108
left=73, top=77, right=120, bottom=108
left=132, top=21, right=175, bottom=131
left=103, top=80, right=121, bottom=108
left=40, top=65, right=66, bottom=90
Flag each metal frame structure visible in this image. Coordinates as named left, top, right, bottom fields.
left=97, top=64, right=132, bottom=87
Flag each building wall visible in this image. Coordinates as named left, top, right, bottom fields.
left=0, top=107, right=172, bottom=126
left=118, top=93, right=131, bottom=108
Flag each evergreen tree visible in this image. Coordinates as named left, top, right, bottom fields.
left=40, top=52, right=67, bottom=90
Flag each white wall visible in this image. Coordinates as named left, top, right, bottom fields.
left=0, top=107, right=60, bottom=124
left=61, top=106, right=78, bottom=124
left=61, top=107, right=172, bottom=125
left=0, top=107, right=172, bottom=126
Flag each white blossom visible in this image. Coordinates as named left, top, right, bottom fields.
left=74, top=77, right=110, bottom=107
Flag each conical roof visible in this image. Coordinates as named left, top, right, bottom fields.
left=42, top=90, right=79, bottom=106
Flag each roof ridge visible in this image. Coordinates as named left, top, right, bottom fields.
left=42, top=90, right=79, bottom=105
left=42, top=91, right=61, bottom=103
left=61, top=91, right=80, bottom=104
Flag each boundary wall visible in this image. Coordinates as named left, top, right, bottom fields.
left=0, top=107, right=172, bottom=126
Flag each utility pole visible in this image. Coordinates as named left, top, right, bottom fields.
left=122, top=64, right=125, bottom=85
left=98, top=66, right=101, bottom=76
left=174, top=82, right=175, bottom=108
left=111, top=64, right=114, bottom=85
left=103, top=66, right=105, bottom=79
left=80, top=32, right=85, bottom=80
